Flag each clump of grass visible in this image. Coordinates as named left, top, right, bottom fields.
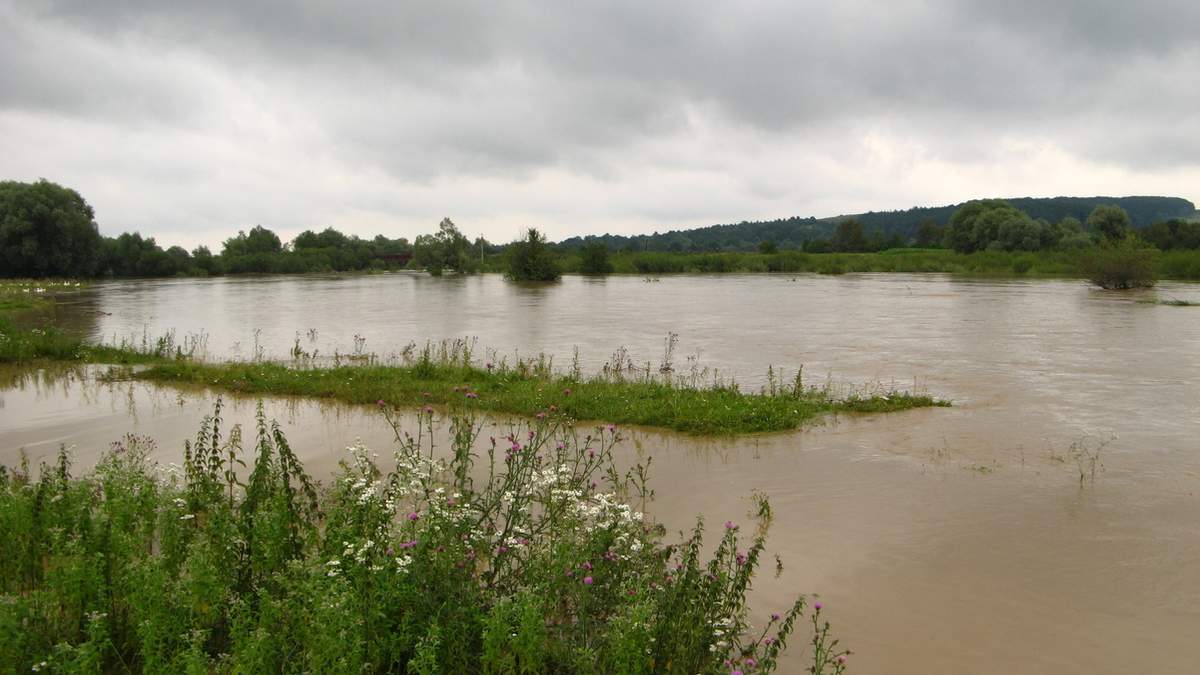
left=0, top=401, right=849, bottom=673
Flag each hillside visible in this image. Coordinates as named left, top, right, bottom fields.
left=557, top=196, right=1196, bottom=252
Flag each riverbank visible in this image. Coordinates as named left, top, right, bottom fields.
left=528, top=248, right=1200, bottom=279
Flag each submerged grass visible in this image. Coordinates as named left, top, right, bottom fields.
left=0, top=402, right=851, bottom=673
left=2, top=289, right=946, bottom=435
left=133, top=359, right=945, bottom=434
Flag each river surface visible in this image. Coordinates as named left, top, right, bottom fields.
left=3, top=273, right=1200, bottom=673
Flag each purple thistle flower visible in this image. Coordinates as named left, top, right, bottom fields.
left=725, top=520, right=737, bottom=530
left=814, top=602, right=822, bottom=611
left=408, top=512, right=420, bottom=521
left=583, top=576, right=594, bottom=586
left=771, top=612, right=781, bottom=621
left=837, top=655, right=847, bottom=664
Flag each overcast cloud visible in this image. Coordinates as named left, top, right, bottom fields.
left=2, top=0, right=1198, bottom=249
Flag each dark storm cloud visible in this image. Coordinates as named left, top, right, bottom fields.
left=1, top=0, right=1197, bottom=245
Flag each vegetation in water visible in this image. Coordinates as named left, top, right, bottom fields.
left=0, top=401, right=849, bottom=673
left=131, top=342, right=944, bottom=435
left=505, top=228, right=562, bottom=281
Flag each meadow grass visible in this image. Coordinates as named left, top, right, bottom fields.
left=0, top=402, right=850, bottom=673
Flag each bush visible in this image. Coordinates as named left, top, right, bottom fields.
left=0, top=402, right=849, bottom=673
left=1080, top=238, right=1159, bottom=289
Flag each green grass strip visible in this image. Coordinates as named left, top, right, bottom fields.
left=134, top=361, right=947, bottom=435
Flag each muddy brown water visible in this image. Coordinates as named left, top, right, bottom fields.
left=3, top=273, right=1200, bottom=673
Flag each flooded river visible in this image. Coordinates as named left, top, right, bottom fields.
left=3, top=273, right=1200, bottom=673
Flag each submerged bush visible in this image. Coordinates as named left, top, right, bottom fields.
left=1080, top=238, right=1159, bottom=289
left=0, top=401, right=847, bottom=673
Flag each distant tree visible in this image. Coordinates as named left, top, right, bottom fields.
left=505, top=228, right=561, bottom=281
left=803, top=238, right=832, bottom=253
left=915, top=218, right=943, bottom=248
left=832, top=219, right=866, bottom=252
left=1088, top=205, right=1132, bottom=242
left=413, top=218, right=478, bottom=275
left=1138, top=219, right=1200, bottom=250
left=579, top=240, right=613, bottom=274
left=0, top=179, right=103, bottom=277
left=757, top=240, right=778, bottom=254
left=943, top=200, right=1040, bottom=253
left=191, top=245, right=220, bottom=275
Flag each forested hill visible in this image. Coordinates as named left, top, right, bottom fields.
left=557, top=196, right=1196, bottom=252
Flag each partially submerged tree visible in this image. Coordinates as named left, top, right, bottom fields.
left=505, top=228, right=561, bottom=281
left=413, top=218, right=479, bottom=275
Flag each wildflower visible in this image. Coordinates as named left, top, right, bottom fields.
left=725, top=520, right=737, bottom=530
left=466, top=391, right=478, bottom=399
left=814, top=602, right=822, bottom=611
left=535, top=412, right=546, bottom=420
left=377, top=399, right=386, bottom=407
left=424, top=405, right=434, bottom=414
left=771, top=612, right=781, bottom=621
left=583, top=576, right=594, bottom=586
left=486, top=362, right=494, bottom=370
left=563, top=388, right=572, bottom=396
left=582, top=561, right=593, bottom=571
left=746, top=658, right=758, bottom=667
left=180, top=513, right=195, bottom=521
left=549, top=404, right=557, bottom=412
left=408, top=512, right=420, bottom=521
left=837, top=655, right=847, bottom=664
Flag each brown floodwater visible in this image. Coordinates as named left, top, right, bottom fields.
left=4, top=273, right=1200, bottom=673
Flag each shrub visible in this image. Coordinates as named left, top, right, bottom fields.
left=579, top=241, right=613, bottom=275
left=1080, top=238, right=1159, bottom=289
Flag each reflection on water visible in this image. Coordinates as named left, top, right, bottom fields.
left=3, top=273, right=1200, bottom=674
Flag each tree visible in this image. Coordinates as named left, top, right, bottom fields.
left=943, top=200, right=1043, bottom=253
left=505, top=228, right=561, bottom=281
left=0, top=179, right=103, bottom=277
left=412, top=218, right=478, bottom=275
left=579, top=240, right=613, bottom=274
left=915, top=218, right=943, bottom=248
left=757, top=240, right=778, bottom=254
left=831, top=219, right=866, bottom=252
left=1088, top=204, right=1132, bottom=243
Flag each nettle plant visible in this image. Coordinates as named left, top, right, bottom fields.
left=0, top=397, right=849, bottom=674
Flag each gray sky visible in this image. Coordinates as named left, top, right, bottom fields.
left=2, top=0, right=1198, bottom=250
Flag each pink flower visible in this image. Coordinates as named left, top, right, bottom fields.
left=583, top=576, right=594, bottom=586
left=376, top=399, right=386, bottom=407
left=423, top=405, right=434, bottom=414
left=408, top=512, right=420, bottom=521
left=725, top=521, right=737, bottom=530
left=466, top=391, right=478, bottom=399
left=563, top=388, right=572, bottom=396
left=837, top=655, right=847, bottom=664
left=814, top=602, right=822, bottom=611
